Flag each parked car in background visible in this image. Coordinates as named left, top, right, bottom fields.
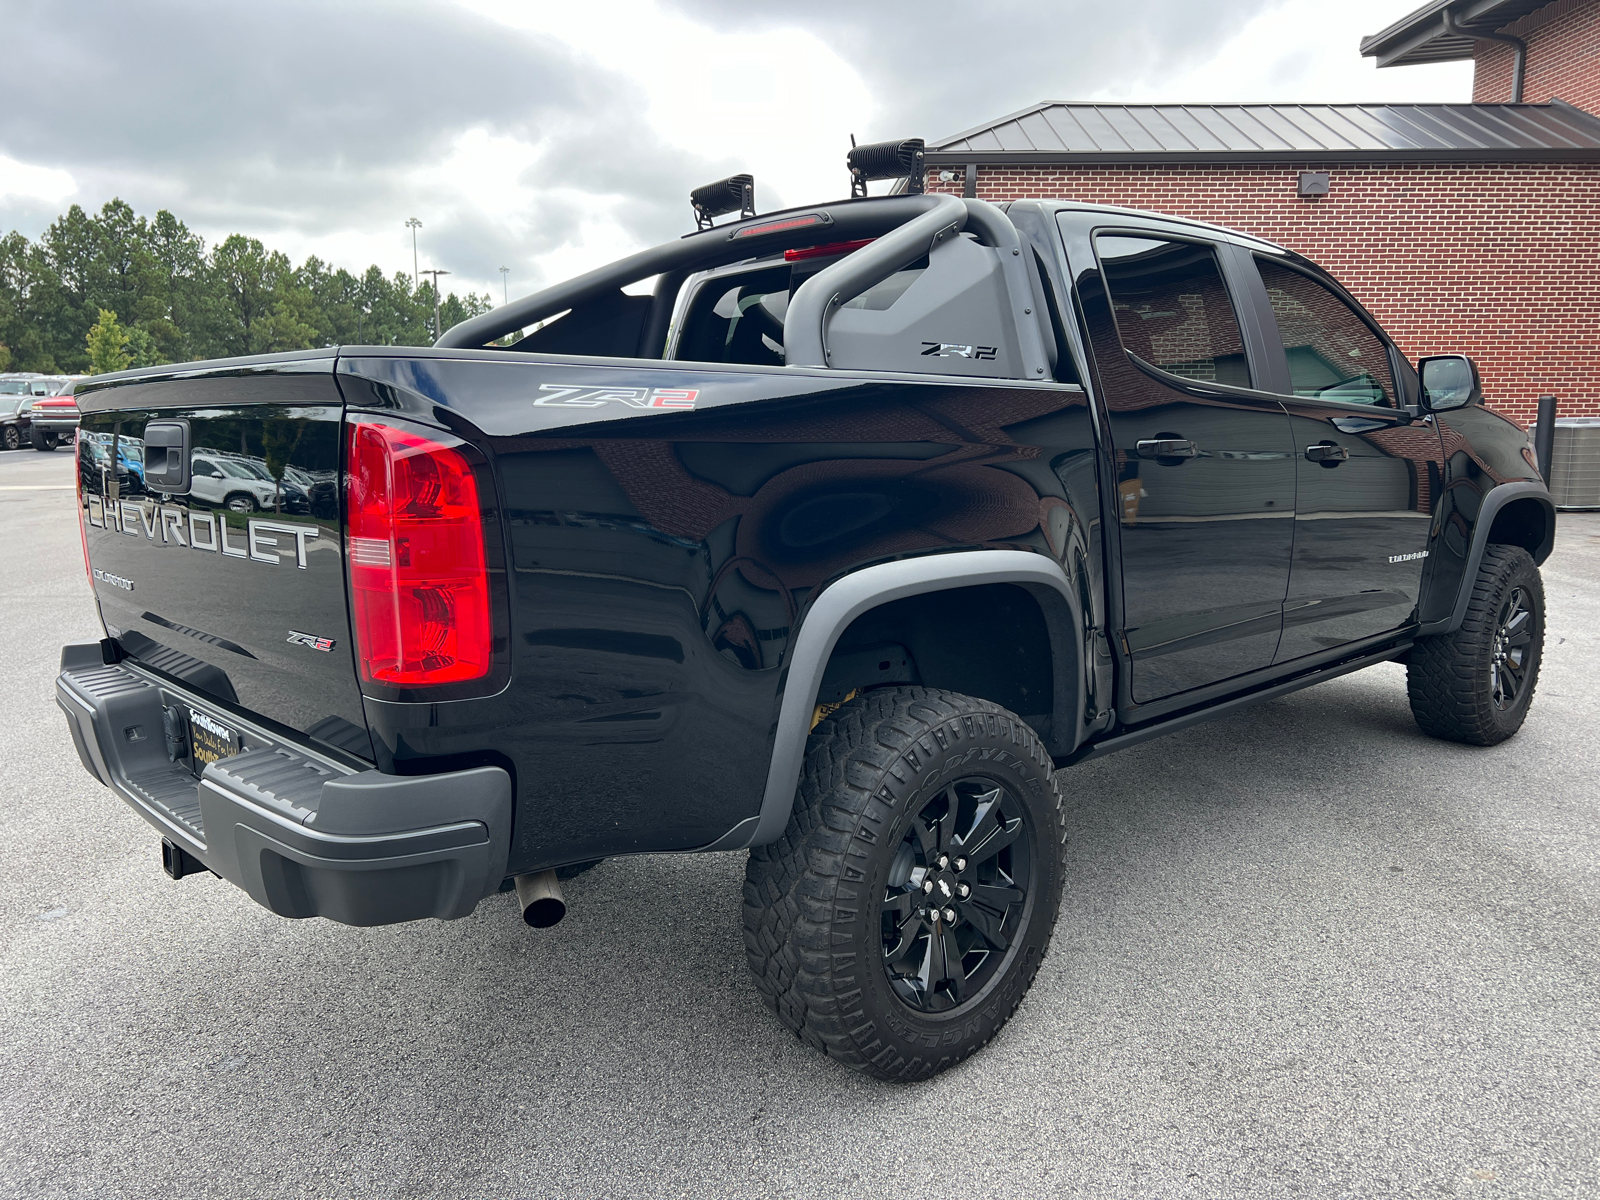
left=188, top=451, right=311, bottom=513
left=28, top=375, right=84, bottom=396
left=27, top=380, right=82, bottom=451
left=0, top=385, right=34, bottom=451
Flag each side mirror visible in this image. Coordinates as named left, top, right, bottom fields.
left=1418, top=354, right=1482, bottom=412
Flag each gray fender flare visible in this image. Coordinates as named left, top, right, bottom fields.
left=1423, top=480, right=1556, bottom=637
left=738, top=549, right=1083, bottom=849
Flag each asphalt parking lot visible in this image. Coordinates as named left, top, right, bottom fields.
left=2, top=445, right=1597, bottom=1200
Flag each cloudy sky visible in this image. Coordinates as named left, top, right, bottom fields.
left=1, top=0, right=1470, bottom=305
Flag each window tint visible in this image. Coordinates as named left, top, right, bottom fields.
left=674, top=265, right=790, bottom=367
left=1257, top=257, right=1394, bottom=406
left=1095, top=235, right=1250, bottom=388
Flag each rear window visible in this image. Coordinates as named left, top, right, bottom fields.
left=1095, top=235, right=1251, bottom=389
left=675, top=265, right=790, bottom=367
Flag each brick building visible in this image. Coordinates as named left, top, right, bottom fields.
left=924, top=0, right=1600, bottom=425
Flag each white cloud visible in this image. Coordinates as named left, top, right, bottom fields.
left=1112, top=0, right=1475, bottom=104
left=458, top=0, right=875, bottom=214
left=0, top=0, right=1481, bottom=311
left=0, top=155, right=77, bottom=204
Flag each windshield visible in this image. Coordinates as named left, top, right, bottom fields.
left=0, top=380, right=29, bottom=395
left=216, top=460, right=258, bottom=479
left=0, top=398, right=21, bottom=416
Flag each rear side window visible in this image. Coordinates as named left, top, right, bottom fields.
left=1095, top=235, right=1251, bottom=388
left=1256, top=257, right=1395, bottom=406
left=674, top=265, right=790, bottom=367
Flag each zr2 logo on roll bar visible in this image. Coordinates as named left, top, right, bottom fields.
left=921, top=342, right=997, bottom=360
left=535, top=385, right=698, bottom=409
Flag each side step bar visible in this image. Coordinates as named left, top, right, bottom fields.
left=1056, top=644, right=1409, bottom=768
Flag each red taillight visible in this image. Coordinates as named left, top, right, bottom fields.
left=784, top=238, right=875, bottom=262
left=345, top=420, right=491, bottom=686
left=75, top=433, right=92, bottom=586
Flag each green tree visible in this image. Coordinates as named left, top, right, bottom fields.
left=2, top=198, right=495, bottom=368
left=86, top=308, right=131, bottom=374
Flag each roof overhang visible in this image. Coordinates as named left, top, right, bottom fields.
left=1360, top=0, right=1555, bottom=67
left=926, top=147, right=1600, bottom=166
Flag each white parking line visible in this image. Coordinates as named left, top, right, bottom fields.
left=0, top=485, right=74, bottom=490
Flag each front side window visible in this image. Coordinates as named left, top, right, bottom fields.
left=1257, top=257, right=1395, bottom=406
left=1095, top=235, right=1251, bottom=388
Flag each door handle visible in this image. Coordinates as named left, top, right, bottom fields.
left=1136, top=438, right=1199, bottom=460
left=1305, top=442, right=1349, bottom=464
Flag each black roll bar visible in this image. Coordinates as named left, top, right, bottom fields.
left=435, top=196, right=951, bottom=351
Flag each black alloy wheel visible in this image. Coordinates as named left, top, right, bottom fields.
left=2, top=425, right=18, bottom=451
left=1408, top=544, right=1544, bottom=746
left=744, top=687, right=1065, bottom=1081
left=1489, top=586, right=1535, bottom=711
left=881, top=778, right=1032, bottom=1012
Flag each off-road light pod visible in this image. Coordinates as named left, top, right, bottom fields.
left=345, top=420, right=491, bottom=686
left=691, top=173, right=756, bottom=230
left=848, top=138, right=925, bottom=197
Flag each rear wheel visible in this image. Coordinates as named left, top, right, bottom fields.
left=743, top=687, right=1065, bottom=1081
left=31, top=429, right=58, bottom=452
left=2, top=425, right=18, bottom=451
left=1408, top=545, right=1544, bottom=746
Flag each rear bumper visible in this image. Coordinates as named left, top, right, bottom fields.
left=56, top=641, right=512, bottom=926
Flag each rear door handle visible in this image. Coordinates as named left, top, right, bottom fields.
left=1136, top=438, right=1199, bottom=459
left=1305, top=442, right=1349, bottom=463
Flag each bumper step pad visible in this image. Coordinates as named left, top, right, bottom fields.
left=56, top=643, right=513, bottom=927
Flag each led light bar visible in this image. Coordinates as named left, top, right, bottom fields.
left=691, top=174, right=756, bottom=230
left=847, top=138, right=925, bottom=197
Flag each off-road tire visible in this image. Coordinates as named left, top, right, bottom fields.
left=743, top=687, right=1066, bottom=1081
left=1408, top=545, right=1544, bottom=746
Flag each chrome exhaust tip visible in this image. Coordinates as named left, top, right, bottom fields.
left=513, top=869, right=567, bottom=928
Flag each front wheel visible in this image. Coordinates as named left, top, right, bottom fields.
left=743, top=687, right=1065, bottom=1081
left=31, top=429, right=58, bottom=452
left=2, top=425, right=18, bottom=451
left=224, top=492, right=258, bottom=514
left=1408, top=544, right=1544, bottom=746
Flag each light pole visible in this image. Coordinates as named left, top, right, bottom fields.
left=419, top=268, right=451, bottom=340
left=405, top=217, right=422, bottom=289
left=499, top=266, right=509, bottom=307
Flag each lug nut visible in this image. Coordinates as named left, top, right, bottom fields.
left=923, top=880, right=934, bottom=893
left=943, top=908, right=957, bottom=923
left=958, top=883, right=971, bottom=898
left=955, top=858, right=967, bottom=872
left=937, top=854, right=949, bottom=869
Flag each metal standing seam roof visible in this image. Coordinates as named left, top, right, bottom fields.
left=925, top=101, right=1600, bottom=164
left=1359, top=0, right=1557, bottom=68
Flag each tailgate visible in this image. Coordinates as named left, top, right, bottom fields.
left=76, top=355, right=372, bottom=761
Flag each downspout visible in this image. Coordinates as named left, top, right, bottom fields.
left=1443, top=5, right=1526, bottom=102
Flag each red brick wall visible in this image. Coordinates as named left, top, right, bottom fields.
left=1473, top=0, right=1600, bottom=110
left=930, top=161, right=1600, bottom=424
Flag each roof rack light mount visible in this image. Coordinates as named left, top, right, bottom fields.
left=691, top=174, right=756, bottom=232
left=848, top=137, right=925, bottom=198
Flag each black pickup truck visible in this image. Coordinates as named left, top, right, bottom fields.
left=58, top=151, right=1554, bottom=1081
